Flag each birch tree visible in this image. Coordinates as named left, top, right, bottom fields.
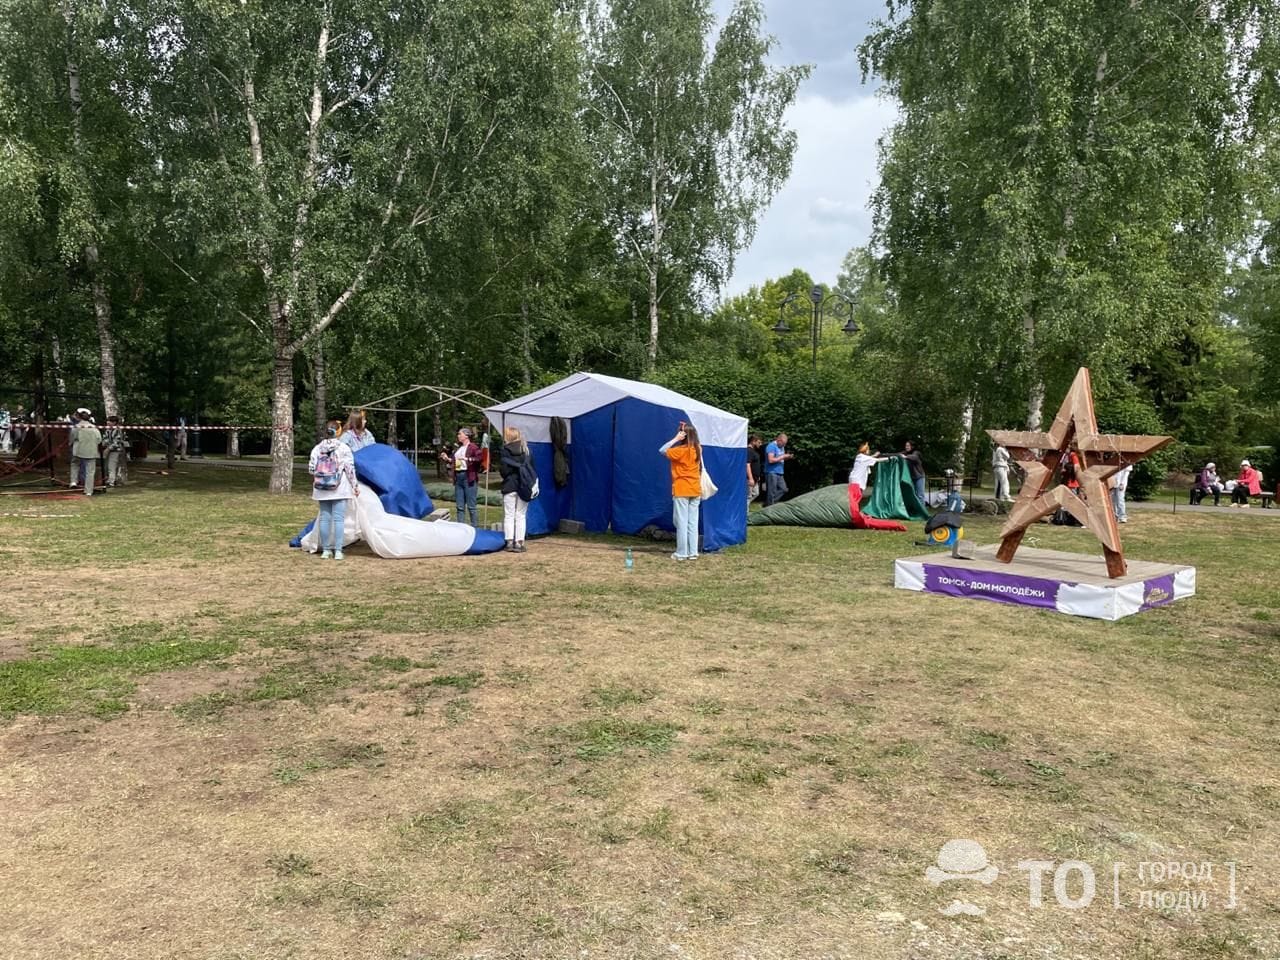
left=0, top=0, right=134, bottom=418
left=148, top=0, right=578, bottom=491
left=585, top=0, right=806, bottom=374
left=861, top=0, right=1277, bottom=430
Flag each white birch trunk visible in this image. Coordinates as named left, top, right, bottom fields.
left=520, top=299, right=533, bottom=389
left=312, top=337, right=327, bottom=443
left=269, top=351, right=295, bottom=494
left=647, top=265, right=659, bottom=375
left=958, top=397, right=974, bottom=472
left=646, top=98, right=662, bottom=375
left=62, top=1, right=119, bottom=418
left=50, top=333, right=68, bottom=397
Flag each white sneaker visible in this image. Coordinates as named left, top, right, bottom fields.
left=334, top=550, right=345, bottom=561
left=321, top=549, right=333, bottom=560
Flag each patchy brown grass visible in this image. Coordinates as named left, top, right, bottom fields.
left=1, top=466, right=1278, bottom=959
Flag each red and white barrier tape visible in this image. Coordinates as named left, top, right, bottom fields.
left=26, top=423, right=274, bottom=431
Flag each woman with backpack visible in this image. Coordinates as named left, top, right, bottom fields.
left=308, top=419, right=359, bottom=560
left=498, top=426, right=534, bottom=553
left=660, top=421, right=703, bottom=560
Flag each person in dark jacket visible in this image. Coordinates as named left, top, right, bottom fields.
left=899, top=440, right=926, bottom=505
left=1192, top=462, right=1222, bottom=506
left=746, top=434, right=764, bottom=502
left=550, top=416, right=571, bottom=488
left=498, top=426, right=533, bottom=552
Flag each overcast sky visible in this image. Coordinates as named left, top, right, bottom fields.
left=710, top=0, right=896, bottom=297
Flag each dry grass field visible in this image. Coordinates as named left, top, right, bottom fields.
left=2, top=465, right=1278, bottom=959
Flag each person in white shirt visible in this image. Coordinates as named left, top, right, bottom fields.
left=992, top=444, right=1013, bottom=501
left=847, top=443, right=906, bottom=532
left=1109, top=463, right=1133, bottom=523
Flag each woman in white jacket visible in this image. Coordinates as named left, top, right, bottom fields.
left=308, top=420, right=360, bottom=560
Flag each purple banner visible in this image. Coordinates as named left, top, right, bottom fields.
left=1140, top=574, right=1176, bottom=611
left=922, top=564, right=1060, bottom=610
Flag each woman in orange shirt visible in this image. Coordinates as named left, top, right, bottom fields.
left=660, top=421, right=703, bottom=560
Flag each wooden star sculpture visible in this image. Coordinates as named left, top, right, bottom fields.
left=987, top=367, right=1172, bottom=578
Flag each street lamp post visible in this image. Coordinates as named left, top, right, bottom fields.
left=773, top=284, right=859, bottom=368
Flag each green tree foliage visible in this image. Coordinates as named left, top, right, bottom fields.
left=659, top=344, right=961, bottom=494
left=129, top=0, right=591, bottom=490
left=1093, top=393, right=1173, bottom=502
left=584, top=0, right=807, bottom=373
left=860, top=0, right=1277, bottom=438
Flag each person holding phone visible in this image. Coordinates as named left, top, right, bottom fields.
left=764, top=432, right=793, bottom=505
left=660, top=421, right=703, bottom=561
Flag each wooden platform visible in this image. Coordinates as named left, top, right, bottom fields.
left=894, top=544, right=1195, bottom=620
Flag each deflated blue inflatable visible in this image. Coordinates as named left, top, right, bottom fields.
left=289, top=444, right=506, bottom=556
left=357, top=443, right=433, bottom=519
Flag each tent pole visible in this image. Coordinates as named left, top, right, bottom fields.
left=481, top=420, right=491, bottom=532
left=413, top=413, right=419, bottom=469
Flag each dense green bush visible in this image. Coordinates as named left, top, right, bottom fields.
left=1094, top=393, right=1174, bottom=501
left=659, top=359, right=868, bottom=492
left=658, top=357, right=963, bottom=494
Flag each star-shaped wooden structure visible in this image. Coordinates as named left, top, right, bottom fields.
left=987, top=367, right=1172, bottom=578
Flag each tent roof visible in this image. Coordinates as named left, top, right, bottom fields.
left=483, top=372, right=747, bottom=448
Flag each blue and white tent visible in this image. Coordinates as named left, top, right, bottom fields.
left=484, top=373, right=749, bottom=551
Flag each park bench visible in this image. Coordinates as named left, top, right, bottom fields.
left=1189, top=485, right=1274, bottom=508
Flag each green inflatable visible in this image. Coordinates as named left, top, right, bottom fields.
left=863, top=456, right=931, bottom=521
left=747, top=483, right=852, bottom=527
left=747, top=456, right=929, bottom=527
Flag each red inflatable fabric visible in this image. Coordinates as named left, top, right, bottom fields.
left=848, top=483, right=907, bottom=532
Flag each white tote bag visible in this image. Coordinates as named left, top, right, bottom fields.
left=700, top=465, right=718, bottom=500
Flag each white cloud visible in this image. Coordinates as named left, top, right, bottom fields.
left=810, top=197, right=865, bottom=225
left=723, top=92, right=898, bottom=297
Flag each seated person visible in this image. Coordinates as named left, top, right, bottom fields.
left=1230, top=460, right=1263, bottom=507
left=1191, top=462, right=1223, bottom=505
left=943, top=468, right=964, bottom=513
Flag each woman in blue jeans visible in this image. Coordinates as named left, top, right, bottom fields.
left=441, top=427, right=483, bottom=525
left=308, top=420, right=360, bottom=560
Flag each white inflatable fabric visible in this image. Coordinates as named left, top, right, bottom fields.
left=300, top=492, right=482, bottom=558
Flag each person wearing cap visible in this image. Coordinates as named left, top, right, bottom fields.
left=70, top=410, right=101, bottom=495
left=1231, top=459, right=1263, bottom=507
left=441, top=427, right=483, bottom=525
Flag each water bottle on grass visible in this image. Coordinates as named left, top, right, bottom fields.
left=624, top=547, right=634, bottom=572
